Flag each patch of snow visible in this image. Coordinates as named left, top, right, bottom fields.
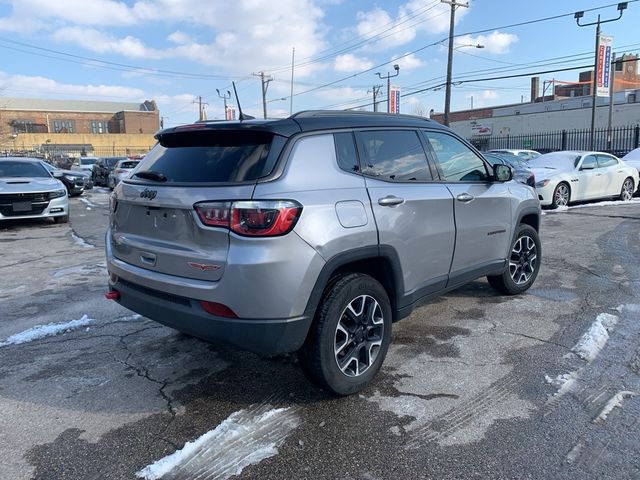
left=594, top=391, right=637, bottom=423
left=53, top=264, right=106, bottom=278
left=571, top=313, right=618, bottom=363
left=136, top=404, right=300, bottom=480
left=79, top=197, right=97, bottom=208
left=545, top=371, right=580, bottom=405
left=0, top=315, right=94, bottom=347
left=71, top=232, right=95, bottom=249
left=548, top=198, right=640, bottom=213
left=566, top=442, right=584, bottom=464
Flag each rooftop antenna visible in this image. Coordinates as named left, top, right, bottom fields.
left=232, top=81, right=254, bottom=121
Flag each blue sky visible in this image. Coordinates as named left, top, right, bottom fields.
left=0, top=0, right=638, bottom=127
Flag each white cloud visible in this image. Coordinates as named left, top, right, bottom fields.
left=353, top=1, right=468, bottom=51
left=464, top=90, right=499, bottom=108
left=456, top=31, right=518, bottom=55
left=0, top=70, right=145, bottom=99
left=391, top=53, right=424, bottom=72
left=53, top=27, right=166, bottom=59
left=0, top=0, right=329, bottom=77
left=334, top=54, right=374, bottom=72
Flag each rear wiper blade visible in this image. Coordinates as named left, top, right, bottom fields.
left=134, top=170, right=167, bottom=182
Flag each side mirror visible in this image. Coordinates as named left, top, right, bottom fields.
left=52, top=171, right=63, bottom=178
left=580, top=165, right=594, bottom=170
left=493, top=163, right=512, bottom=182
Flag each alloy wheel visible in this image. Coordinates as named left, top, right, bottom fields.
left=509, top=235, right=537, bottom=285
left=554, top=184, right=569, bottom=207
left=622, top=179, right=634, bottom=201
left=334, top=295, right=384, bottom=377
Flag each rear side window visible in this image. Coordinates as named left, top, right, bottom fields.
left=424, top=131, right=488, bottom=182
left=597, top=155, right=618, bottom=168
left=134, top=130, right=277, bottom=183
left=358, top=130, right=432, bottom=182
left=334, top=132, right=359, bottom=173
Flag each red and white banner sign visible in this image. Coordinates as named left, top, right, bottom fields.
left=596, top=35, right=613, bottom=97
left=389, top=86, right=400, bottom=114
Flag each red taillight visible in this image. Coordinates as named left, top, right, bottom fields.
left=200, top=301, right=237, bottom=318
left=194, top=200, right=302, bottom=237
left=105, top=290, right=120, bottom=300
left=195, top=201, right=232, bottom=227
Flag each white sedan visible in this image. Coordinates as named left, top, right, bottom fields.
left=530, top=151, right=639, bottom=208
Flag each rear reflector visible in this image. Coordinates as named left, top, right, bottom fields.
left=105, top=290, right=120, bottom=300
left=194, top=200, right=302, bottom=237
left=200, top=301, right=237, bottom=318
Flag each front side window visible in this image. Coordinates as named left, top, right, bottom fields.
left=580, top=155, right=598, bottom=170
left=358, top=130, right=431, bottom=182
left=597, top=155, right=618, bottom=168
left=424, top=131, right=488, bottom=182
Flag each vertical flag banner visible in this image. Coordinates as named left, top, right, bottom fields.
left=390, top=86, right=401, bottom=114
left=596, top=35, right=613, bottom=97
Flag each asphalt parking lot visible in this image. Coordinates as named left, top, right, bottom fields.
left=1, top=190, right=639, bottom=480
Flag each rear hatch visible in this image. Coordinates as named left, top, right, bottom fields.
left=110, top=128, right=286, bottom=282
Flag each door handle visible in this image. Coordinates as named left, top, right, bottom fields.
left=456, top=193, right=474, bottom=203
left=595, top=173, right=603, bottom=176
left=140, top=252, right=157, bottom=266
left=378, top=195, right=404, bottom=206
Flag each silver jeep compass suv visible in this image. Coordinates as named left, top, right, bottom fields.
left=106, top=111, right=541, bottom=395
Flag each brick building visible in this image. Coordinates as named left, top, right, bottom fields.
left=0, top=98, right=160, bottom=157
left=0, top=97, right=159, bottom=136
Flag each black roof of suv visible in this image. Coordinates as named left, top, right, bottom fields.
left=156, top=110, right=442, bottom=140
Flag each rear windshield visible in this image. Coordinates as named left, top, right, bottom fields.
left=133, top=130, right=278, bottom=183
left=0, top=161, right=50, bottom=178
left=119, top=161, right=139, bottom=169
left=80, top=158, right=97, bottom=165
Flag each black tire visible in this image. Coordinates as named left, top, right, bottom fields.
left=53, top=215, right=69, bottom=224
left=298, top=273, right=392, bottom=396
left=551, top=182, right=570, bottom=209
left=488, top=224, right=541, bottom=295
left=619, top=177, right=635, bottom=201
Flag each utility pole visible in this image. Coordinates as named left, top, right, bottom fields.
left=192, top=96, right=208, bottom=122
left=607, top=53, right=616, bottom=150
left=575, top=2, right=627, bottom=150
left=376, top=65, right=400, bottom=113
left=253, top=71, right=273, bottom=119
left=442, top=0, right=469, bottom=126
left=216, top=89, right=231, bottom=120
left=368, top=85, right=383, bottom=112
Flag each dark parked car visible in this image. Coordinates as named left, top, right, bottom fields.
left=92, top=157, right=128, bottom=187
left=39, top=161, right=92, bottom=196
left=484, top=152, right=535, bottom=187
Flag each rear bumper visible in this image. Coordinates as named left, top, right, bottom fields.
left=108, top=278, right=311, bottom=355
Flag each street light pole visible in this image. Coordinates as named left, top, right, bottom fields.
left=216, top=89, right=232, bottom=120
left=376, top=65, right=400, bottom=113
left=575, top=2, right=627, bottom=150
left=442, top=0, right=469, bottom=126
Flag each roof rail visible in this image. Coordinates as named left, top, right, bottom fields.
left=289, top=110, right=430, bottom=121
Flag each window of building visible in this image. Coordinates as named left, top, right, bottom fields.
left=90, top=121, right=109, bottom=134
left=10, top=120, right=46, bottom=134
left=358, top=130, right=432, bottom=182
left=53, top=120, right=75, bottom=133
left=423, top=130, right=488, bottom=182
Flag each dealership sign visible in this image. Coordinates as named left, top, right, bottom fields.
left=596, top=35, right=613, bottom=97
left=390, top=86, right=400, bottom=114
left=470, top=121, right=492, bottom=136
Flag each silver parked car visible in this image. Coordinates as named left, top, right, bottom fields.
left=72, top=156, right=99, bottom=174
left=105, top=111, right=541, bottom=395
left=107, top=159, right=140, bottom=189
left=0, top=158, right=69, bottom=223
